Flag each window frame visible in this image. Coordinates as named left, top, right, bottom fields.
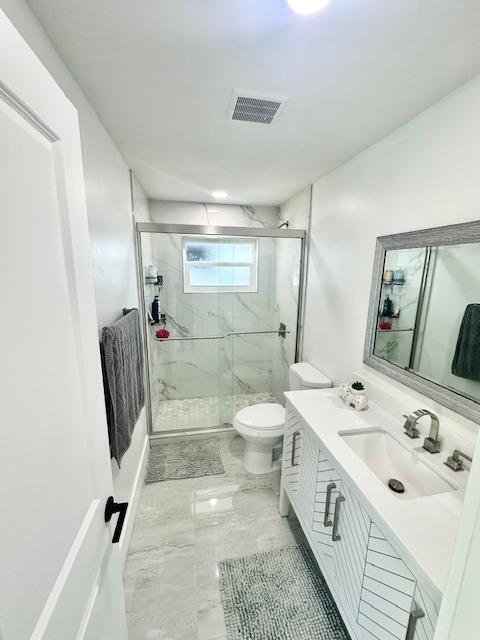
left=182, top=235, right=259, bottom=294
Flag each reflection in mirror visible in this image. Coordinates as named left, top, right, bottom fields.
left=374, top=242, right=480, bottom=404
left=374, top=247, right=426, bottom=369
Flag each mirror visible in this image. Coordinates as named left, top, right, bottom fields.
left=364, top=221, right=480, bottom=424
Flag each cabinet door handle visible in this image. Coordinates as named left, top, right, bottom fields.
left=104, top=496, right=128, bottom=544
left=332, top=494, right=345, bottom=542
left=291, top=430, right=301, bottom=467
left=406, top=603, right=425, bottom=640
left=324, top=482, right=336, bottom=527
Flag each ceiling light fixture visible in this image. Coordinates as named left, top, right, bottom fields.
left=287, top=0, right=330, bottom=14
left=211, top=190, right=228, bottom=199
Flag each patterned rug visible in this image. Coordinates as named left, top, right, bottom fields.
left=145, top=437, right=225, bottom=483
left=218, top=545, right=349, bottom=640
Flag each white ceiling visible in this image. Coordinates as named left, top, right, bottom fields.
left=28, top=0, right=480, bottom=205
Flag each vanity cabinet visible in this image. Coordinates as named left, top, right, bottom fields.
left=280, top=405, right=441, bottom=640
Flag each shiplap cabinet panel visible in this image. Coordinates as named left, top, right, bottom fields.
left=282, top=409, right=304, bottom=500
left=303, top=428, right=340, bottom=582
left=302, top=427, right=371, bottom=637
left=333, top=481, right=371, bottom=635
left=358, top=522, right=416, bottom=640
left=411, top=583, right=439, bottom=640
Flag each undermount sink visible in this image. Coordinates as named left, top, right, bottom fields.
left=339, top=428, right=457, bottom=500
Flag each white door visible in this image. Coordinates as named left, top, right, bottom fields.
left=0, top=11, right=128, bottom=640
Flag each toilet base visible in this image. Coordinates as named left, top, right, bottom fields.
left=242, top=440, right=275, bottom=474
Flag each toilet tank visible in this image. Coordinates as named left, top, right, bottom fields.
left=289, top=362, right=332, bottom=391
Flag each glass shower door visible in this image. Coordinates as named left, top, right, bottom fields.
left=138, top=227, right=304, bottom=436
left=226, top=235, right=303, bottom=413
left=140, top=231, right=233, bottom=435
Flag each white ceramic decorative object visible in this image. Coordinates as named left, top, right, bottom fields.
left=339, top=381, right=369, bottom=411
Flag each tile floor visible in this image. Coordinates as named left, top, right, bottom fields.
left=124, top=432, right=306, bottom=640
left=152, top=392, right=276, bottom=433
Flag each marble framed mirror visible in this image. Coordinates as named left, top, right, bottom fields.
left=364, top=220, right=480, bottom=424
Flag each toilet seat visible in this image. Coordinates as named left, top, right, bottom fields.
left=234, top=403, right=285, bottom=431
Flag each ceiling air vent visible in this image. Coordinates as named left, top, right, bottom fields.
left=229, top=91, right=287, bottom=125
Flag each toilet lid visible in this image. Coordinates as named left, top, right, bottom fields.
left=235, top=403, right=286, bottom=429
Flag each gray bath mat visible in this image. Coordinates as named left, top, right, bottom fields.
left=218, top=545, right=349, bottom=640
left=146, top=437, right=225, bottom=483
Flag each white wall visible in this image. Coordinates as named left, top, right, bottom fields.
left=303, top=72, right=480, bottom=438
left=1, top=0, right=149, bottom=559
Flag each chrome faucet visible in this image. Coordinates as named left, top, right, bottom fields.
left=445, top=449, right=473, bottom=472
left=402, top=409, right=440, bottom=453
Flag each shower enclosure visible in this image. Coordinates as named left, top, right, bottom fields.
left=136, top=223, right=306, bottom=437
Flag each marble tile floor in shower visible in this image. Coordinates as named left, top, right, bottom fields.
left=124, top=432, right=306, bottom=640
left=153, top=391, right=276, bottom=433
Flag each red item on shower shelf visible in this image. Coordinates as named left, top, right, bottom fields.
left=379, top=321, right=392, bottom=331
left=155, top=328, right=170, bottom=339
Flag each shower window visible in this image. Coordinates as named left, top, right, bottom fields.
left=182, top=236, right=258, bottom=293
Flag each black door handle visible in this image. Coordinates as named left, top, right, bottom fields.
left=104, top=496, right=128, bottom=544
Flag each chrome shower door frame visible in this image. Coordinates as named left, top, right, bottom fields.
left=135, top=222, right=308, bottom=438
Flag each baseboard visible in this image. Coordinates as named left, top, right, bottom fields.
left=119, top=433, right=149, bottom=567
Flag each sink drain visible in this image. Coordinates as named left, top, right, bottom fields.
left=388, top=478, right=405, bottom=494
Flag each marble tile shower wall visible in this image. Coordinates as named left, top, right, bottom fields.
left=146, top=234, right=279, bottom=408
left=148, top=201, right=281, bottom=229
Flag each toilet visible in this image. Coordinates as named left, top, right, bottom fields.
left=233, top=362, right=332, bottom=474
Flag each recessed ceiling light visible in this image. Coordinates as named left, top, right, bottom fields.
left=211, top=190, right=228, bottom=199
left=287, top=0, right=330, bottom=14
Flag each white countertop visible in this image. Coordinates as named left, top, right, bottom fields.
left=285, top=388, right=468, bottom=599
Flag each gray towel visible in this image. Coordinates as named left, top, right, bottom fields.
left=101, top=309, right=145, bottom=465
left=452, top=304, right=480, bottom=381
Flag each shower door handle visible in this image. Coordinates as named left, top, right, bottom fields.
left=105, top=496, right=128, bottom=544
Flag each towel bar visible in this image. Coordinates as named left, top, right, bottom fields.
left=154, top=329, right=291, bottom=342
